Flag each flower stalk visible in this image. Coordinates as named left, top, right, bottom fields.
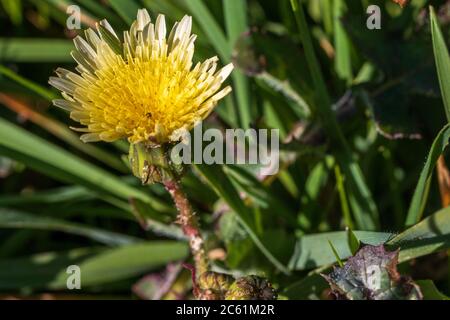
left=163, top=178, right=209, bottom=279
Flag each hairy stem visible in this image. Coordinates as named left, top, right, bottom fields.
left=163, top=179, right=209, bottom=282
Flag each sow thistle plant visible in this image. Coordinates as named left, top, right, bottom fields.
left=49, top=9, right=276, bottom=300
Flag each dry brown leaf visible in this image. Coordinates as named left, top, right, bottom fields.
left=436, top=155, right=450, bottom=207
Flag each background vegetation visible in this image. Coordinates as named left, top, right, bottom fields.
left=0, top=0, right=449, bottom=299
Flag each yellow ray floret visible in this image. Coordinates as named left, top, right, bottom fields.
left=49, top=9, right=233, bottom=144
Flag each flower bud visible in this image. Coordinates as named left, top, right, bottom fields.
left=128, top=143, right=184, bottom=185
left=225, top=275, right=277, bottom=300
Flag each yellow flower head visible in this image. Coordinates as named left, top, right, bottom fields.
left=49, top=9, right=233, bottom=145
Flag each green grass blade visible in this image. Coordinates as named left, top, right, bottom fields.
left=185, top=0, right=229, bottom=61
left=290, top=0, right=378, bottom=230
left=0, top=92, right=127, bottom=172
left=0, top=65, right=57, bottom=101
left=0, top=241, right=188, bottom=290
left=430, top=6, right=450, bottom=123
left=0, top=186, right=89, bottom=206
left=333, top=0, right=352, bottom=84
left=223, top=0, right=251, bottom=127
left=1, top=0, right=23, bottom=25
left=0, top=117, right=168, bottom=212
left=405, top=123, right=450, bottom=226
left=0, top=208, right=139, bottom=246
left=328, top=240, right=344, bottom=267
left=334, top=164, right=353, bottom=229
left=0, top=39, right=73, bottom=62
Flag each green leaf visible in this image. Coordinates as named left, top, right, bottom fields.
left=0, top=39, right=73, bottom=62
left=195, top=164, right=290, bottom=275
left=430, top=6, right=450, bottom=123
left=0, top=241, right=188, bottom=290
left=290, top=205, right=450, bottom=271
left=390, top=206, right=450, bottom=263
left=0, top=208, right=139, bottom=246
left=0, top=117, right=170, bottom=213
left=405, top=123, right=450, bottom=226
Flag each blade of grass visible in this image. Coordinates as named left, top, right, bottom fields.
left=0, top=65, right=57, bottom=101
left=0, top=186, right=90, bottom=206
left=334, top=164, right=353, bottom=229
left=430, top=6, right=450, bottom=123
left=0, top=241, right=188, bottom=290
left=405, top=124, right=450, bottom=226
left=223, top=0, right=251, bottom=128
left=1, top=0, right=22, bottom=25
left=185, top=0, right=229, bottom=61
left=0, top=39, right=73, bottom=62
left=290, top=0, right=379, bottom=230
left=333, top=0, right=353, bottom=84
left=0, top=93, right=127, bottom=172
left=0, top=208, right=139, bottom=246
left=328, top=240, right=344, bottom=267
left=0, top=117, right=169, bottom=213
